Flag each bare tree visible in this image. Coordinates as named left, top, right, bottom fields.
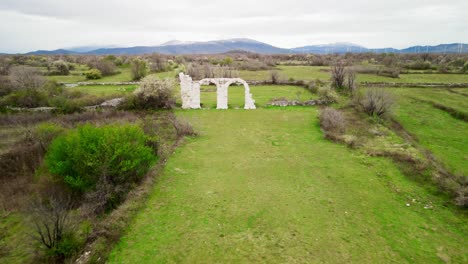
left=356, top=88, right=394, bottom=117
left=331, top=61, right=346, bottom=90
left=9, top=66, right=45, bottom=90
left=346, top=69, right=357, bottom=95
left=30, top=195, right=73, bottom=251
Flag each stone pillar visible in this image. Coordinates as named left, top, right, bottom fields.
left=179, top=73, right=200, bottom=109
left=216, top=80, right=229, bottom=109
left=243, top=82, right=256, bottom=109
left=191, top=82, right=201, bottom=109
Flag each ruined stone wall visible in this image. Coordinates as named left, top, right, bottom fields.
left=179, top=74, right=255, bottom=110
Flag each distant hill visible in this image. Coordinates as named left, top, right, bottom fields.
left=292, top=42, right=467, bottom=54
left=23, top=39, right=468, bottom=55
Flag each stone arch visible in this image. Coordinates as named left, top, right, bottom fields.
left=179, top=73, right=255, bottom=110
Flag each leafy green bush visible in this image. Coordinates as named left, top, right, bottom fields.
left=85, top=69, right=102, bottom=80
left=45, top=124, right=157, bottom=195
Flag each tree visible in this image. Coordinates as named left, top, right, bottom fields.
left=331, top=61, right=346, bottom=90
left=9, top=66, right=45, bottom=90
left=30, top=195, right=79, bottom=261
left=130, top=58, right=148, bottom=80
left=355, top=88, right=394, bottom=117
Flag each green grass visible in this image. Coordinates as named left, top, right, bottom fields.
left=196, top=85, right=316, bottom=108
left=70, top=84, right=137, bottom=97
left=239, top=65, right=468, bottom=83
left=109, top=108, right=467, bottom=263
left=45, top=64, right=178, bottom=84
left=392, top=88, right=468, bottom=176
left=0, top=213, right=33, bottom=264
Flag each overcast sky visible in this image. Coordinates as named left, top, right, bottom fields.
left=0, top=0, right=467, bottom=53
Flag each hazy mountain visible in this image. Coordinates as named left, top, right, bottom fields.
left=292, top=42, right=367, bottom=54
left=65, top=45, right=121, bottom=53
left=80, top=38, right=290, bottom=55
left=23, top=39, right=467, bottom=55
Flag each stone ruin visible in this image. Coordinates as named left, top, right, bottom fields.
left=179, top=73, right=256, bottom=109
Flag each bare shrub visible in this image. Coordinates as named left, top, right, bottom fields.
left=317, top=86, right=339, bottom=103
left=0, top=76, right=13, bottom=96
left=0, top=56, right=12, bottom=75
left=148, top=54, right=169, bottom=72
left=237, top=59, right=270, bottom=71
left=186, top=63, right=204, bottom=80
left=346, top=69, right=357, bottom=95
left=87, top=59, right=116, bottom=76
left=213, top=66, right=239, bottom=78
left=123, top=76, right=175, bottom=109
left=9, top=66, right=45, bottom=90
left=319, top=107, right=346, bottom=135
left=331, top=62, right=346, bottom=90
left=130, top=58, right=148, bottom=80
left=269, top=70, right=281, bottom=84
left=48, top=60, right=70, bottom=75
left=168, top=114, right=197, bottom=138
left=355, top=88, right=394, bottom=117
left=30, top=194, right=81, bottom=261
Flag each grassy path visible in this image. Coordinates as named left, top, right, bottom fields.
left=109, top=109, right=466, bottom=263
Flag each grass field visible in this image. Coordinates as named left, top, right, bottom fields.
left=392, top=88, right=468, bottom=176
left=239, top=65, right=468, bottom=83
left=108, top=108, right=467, bottom=263
left=71, top=84, right=138, bottom=97
left=198, top=85, right=316, bottom=108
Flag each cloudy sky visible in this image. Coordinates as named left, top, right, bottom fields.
left=0, top=0, right=467, bottom=53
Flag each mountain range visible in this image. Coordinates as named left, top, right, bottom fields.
left=23, top=38, right=467, bottom=55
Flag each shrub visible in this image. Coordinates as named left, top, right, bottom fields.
left=34, top=123, right=66, bottom=150
left=85, top=69, right=102, bottom=80
left=355, top=88, right=394, bottom=118
left=319, top=107, right=346, bottom=135
left=49, top=96, right=83, bottom=114
left=9, top=66, right=45, bottom=90
left=269, top=70, right=281, bottom=84
left=0, top=76, right=13, bottom=96
left=331, top=62, right=346, bottom=90
left=122, top=76, right=175, bottom=110
left=317, top=86, right=339, bottom=103
left=1, top=88, right=48, bottom=108
left=130, top=58, right=148, bottom=80
left=30, top=195, right=80, bottom=262
left=45, top=124, right=157, bottom=198
left=463, top=61, right=468, bottom=73
left=88, top=59, right=116, bottom=76
left=49, top=60, right=70, bottom=75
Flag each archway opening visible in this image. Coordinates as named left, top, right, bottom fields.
left=227, top=82, right=245, bottom=109
left=199, top=83, right=217, bottom=108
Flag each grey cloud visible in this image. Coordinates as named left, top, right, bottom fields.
left=0, top=0, right=467, bottom=52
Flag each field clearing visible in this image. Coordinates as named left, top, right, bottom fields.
left=239, top=66, right=468, bottom=83
left=109, top=109, right=467, bottom=263
left=71, top=84, right=138, bottom=96
left=392, top=88, right=468, bottom=176
left=198, top=85, right=316, bottom=108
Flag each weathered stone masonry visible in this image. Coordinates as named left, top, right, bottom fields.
left=179, top=73, right=256, bottom=109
